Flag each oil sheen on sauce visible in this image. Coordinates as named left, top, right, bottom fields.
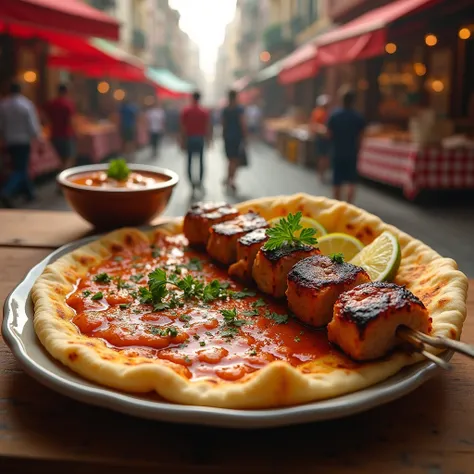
left=69, top=171, right=168, bottom=190
left=67, top=234, right=358, bottom=382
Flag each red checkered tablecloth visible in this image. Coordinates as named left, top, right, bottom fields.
left=358, top=138, right=474, bottom=199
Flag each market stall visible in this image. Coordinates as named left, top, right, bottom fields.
left=359, top=135, right=474, bottom=199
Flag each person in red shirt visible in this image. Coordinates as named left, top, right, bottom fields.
left=44, top=84, right=76, bottom=170
left=180, top=91, right=212, bottom=193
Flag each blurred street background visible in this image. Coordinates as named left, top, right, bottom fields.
left=0, top=0, right=473, bottom=274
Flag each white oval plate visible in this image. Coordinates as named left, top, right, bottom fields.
left=2, top=233, right=451, bottom=429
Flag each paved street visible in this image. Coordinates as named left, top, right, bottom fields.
left=14, top=137, right=474, bottom=276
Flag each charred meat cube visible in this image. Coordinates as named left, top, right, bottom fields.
left=252, top=245, right=320, bottom=298
left=328, top=282, right=431, bottom=361
left=229, top=228, right=269, bottom=281
left=207, top=212, right=268, bottom=265
left=183, top=202, right=239, bottom=246
left=286, top=255, right=371, bottom=327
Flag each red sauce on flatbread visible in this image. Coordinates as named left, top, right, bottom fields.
left=67, top=234, right=358, bottom=381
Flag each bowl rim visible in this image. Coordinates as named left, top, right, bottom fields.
left=57, top=163, right=179, bottom=193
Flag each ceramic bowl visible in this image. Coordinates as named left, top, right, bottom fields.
left=57, top=164, right=179, bottom=229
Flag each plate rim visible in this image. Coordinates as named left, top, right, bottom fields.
left=2, top=230, right=450, bottom=429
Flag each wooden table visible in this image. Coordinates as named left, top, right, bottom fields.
left=1, top=209, right=473, bottom=473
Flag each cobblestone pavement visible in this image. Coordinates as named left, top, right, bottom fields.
left=11, top=137, right=474, bottom=276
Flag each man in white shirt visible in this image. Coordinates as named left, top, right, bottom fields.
left=146, top=99, right=165, bottom=158
left=0, top=82, right=41, bottom=208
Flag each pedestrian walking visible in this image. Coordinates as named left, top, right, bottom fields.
left=146, top=98, right=165, bottom=158
left=245, top=102, right=261, bottom=140
left=180, top=91, right=212, bottom=193
left=0, top=82, right=41, bottom=208
left=310, top=94, right=330, bottom=183
left=44, top=84, right=76, bottom=171
left=118, top=97, right=138, bottom=160
left=222, top=89, right=246, bottom=193
left=327, top=88, right=365, bottom=204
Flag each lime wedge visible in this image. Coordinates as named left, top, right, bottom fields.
left=318, top=233, right=364, bottom=261
left=268, top=216, right=327, bottom=238
left=350, top=231, right=401, bottom=281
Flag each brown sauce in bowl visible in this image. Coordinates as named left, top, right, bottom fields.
left=69, top=171, right=169, bottom=190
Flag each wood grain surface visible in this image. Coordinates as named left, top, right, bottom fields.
left=0, top=212, right=472, bottom=473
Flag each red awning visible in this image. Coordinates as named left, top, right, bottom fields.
left=315, top=0, right=440, bottom=65
left=0, top=0, right=119, bottom=40
left=279, top=42, right=319, bottom=85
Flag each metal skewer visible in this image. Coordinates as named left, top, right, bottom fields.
left=396, top=326, right=452, bottom=370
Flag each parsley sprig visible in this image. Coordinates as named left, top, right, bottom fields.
left=264, top=212, right=318, bottom=251
left=330, top=253, right=345, bottom=264
left=107, top=158, right=130, bottom=181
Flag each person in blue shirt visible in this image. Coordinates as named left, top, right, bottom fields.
left=327, top=88, right=365, bottom=203
left=119, top=98, right=138, bottom=159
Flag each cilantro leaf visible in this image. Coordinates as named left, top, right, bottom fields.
left=107, top=158, right=130, bottom=181
left=265, top=312, right=289, bottom=324
left=221, top=308, right=238, bottom=323
left=130, top=273, right=144, bottom=283
left=264, top=212, right=318, bottom=251
left=249, top=348, right=257, bottom=356
left=242, top=309, right=259, bottom=317
left=231, top=289, right=256, bottom=299
left=294, top=336, right=301, bottom=343
left=199, top=341, right=206, bottom=347
left=91, top=291, right=104, bottom=301
left=139, top=286, right=153, bottom=304
left=252, top=298, right=267, bottom=308
left=148, top=268, right=169, bottom=304
left=119, top=303, right=131, bottom=310
left=150, top=326, right=178, bottom=337
left=93, top=273, right=111, bottom=284
left=82, top=290, right=91, bottom=297
left=330, top=253, right=345, bottom=264
left=203, top=279, right=229, bottom=302
left=186, top=258, right=203, bottom=271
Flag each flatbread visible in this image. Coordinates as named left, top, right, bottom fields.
left=32, top=193, right=468, bottom=408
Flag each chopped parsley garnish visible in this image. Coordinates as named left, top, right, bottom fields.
left=231, top=289, right=256, bottom=299
left=294, top=336, right=301, bottom=343
left=202, top=279, right=229, bottom=302
left=107, top=158, right=130, bottom=181
left=249, top=349, right=257, bottom=356
left=115, top=277, right=132, bottom=290
left=150, top=326, right=178, bottom=338
left=264, top=212, right=318, bottom=251
left=91, top=291, right=104, bottom=301
left=265, top=312, right=289, bottom=324
left=252, top=298, right=267, bottom=308
left=150, top=245, right=161, bottom=258
left=186, top=258, right=203, bottom=271
left=330, top=252, right=345, bottom=264
left=193, top=334, right=200, bottom=340
left=82, top=290, right=91, bottom=297
left=242, top=309, right=259, bottom=317
left=199, top=341, right=206, bottom=347
left=130, top=273, right=144, bottom=283
left=119, top=303, right=131, bottom=310
left=220, top=308, right=248, bottom=338
left=113, top=256, right=124, bottom=262
left=93, top=273, right=112, bottom=284
left=184, top=355, right=191, bottom=364
left=221, top=327, right=239, bottom=338
left=205, top=331, right=213, bottom=337
left=179, top=314, right=191, bottom=322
